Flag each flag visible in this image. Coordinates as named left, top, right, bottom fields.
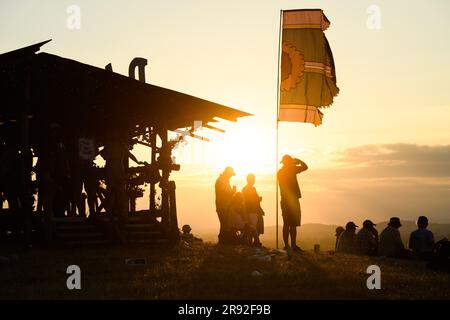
left=278, top=9, right=339, bottom=126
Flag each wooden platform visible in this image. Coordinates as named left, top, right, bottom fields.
left=53, top=215, right=172, bottom=246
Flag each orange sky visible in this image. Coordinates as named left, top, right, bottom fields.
left=2, top=0, right=450, bottom=231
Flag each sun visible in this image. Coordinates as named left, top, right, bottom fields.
left=166, top=118, right=280, bottom=182
left=207, top=120, right=276, bottom=179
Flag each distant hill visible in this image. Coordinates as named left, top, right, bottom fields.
left=196, top=221, right=450, bottom=251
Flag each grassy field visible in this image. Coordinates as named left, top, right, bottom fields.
left=0, top=241, right=449, bottom=299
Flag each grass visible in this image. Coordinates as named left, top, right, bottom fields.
left=0, top=241, right=449, bottom=299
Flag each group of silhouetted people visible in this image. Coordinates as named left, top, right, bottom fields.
left=215, top=154, right=309, bottom=250
left=335, top=216, right=445, bottom=261
left=0, top=120, right=151, bottom=243
left=215, top=167, right=265, bottom=246
left=35, top=124, right=100, bottom=222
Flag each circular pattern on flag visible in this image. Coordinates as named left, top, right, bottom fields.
left=280, top=42, right=305, bottom=92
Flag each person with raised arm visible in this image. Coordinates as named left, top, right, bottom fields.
left=277, top=155, right=308, bottom=251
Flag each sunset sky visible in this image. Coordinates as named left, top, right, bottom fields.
left=2, top=0, right=450, bottom=233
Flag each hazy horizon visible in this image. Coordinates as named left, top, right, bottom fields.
left=2, top=0, right=449, bottom=231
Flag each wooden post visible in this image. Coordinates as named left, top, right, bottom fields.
left=168, top=180, right=179, bottom=242
left=149, top=126, right=157, bottom=212
left=19, top=57, right=33, bottom=245
left=125, top=136, right=130, bottom=215
left=159, top=128, right=170, bottom=228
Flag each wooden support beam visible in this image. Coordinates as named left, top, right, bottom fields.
left=135, top=139, right=153, bottom=148
left=168, top=180, right=179, bottom=242
left=204, top=123, right=226, bottom=133
left=190, top=133, right=210, bottom=142
left=159, top=127, right=170, bottom=229
left=170, top=129, right=210, bottom=142
left=19, top=58, right=34, bottom=244
left=149, top=126, right=157, bottom=212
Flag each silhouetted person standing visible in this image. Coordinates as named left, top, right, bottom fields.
left=278, top=155, right=308, bottom=251
left=84, top=162, right=100, bottom=216
left=336, top=221, right=358, bottom=254
left=0, top=138, right=21, bottom=213
left=215, top=167, right=236, bottom=244
left=36, top=123, right=71, bottom=242
left=379, top=217, right=412, bottom=259
left=409, top=216, right=435, bottom=260
left=228, top=192, right=246, bottom=234
left=101, top=134, right=142, bottom=243
left=242, top=173, right=264, bottom=246
left=356, top=220, right=378, bottom=256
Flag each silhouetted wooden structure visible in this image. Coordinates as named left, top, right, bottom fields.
left=0, top=40, right=250, bottom=246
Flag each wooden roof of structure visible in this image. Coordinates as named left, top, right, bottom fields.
left=0, top=40, right=250, bottom=143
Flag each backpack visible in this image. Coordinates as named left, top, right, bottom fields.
left=427, top=239, right=450, bottom=273
left=435, top=239, right=450, bottom=259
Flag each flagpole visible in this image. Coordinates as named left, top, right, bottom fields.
left=275, top=9, right=283, bottom=249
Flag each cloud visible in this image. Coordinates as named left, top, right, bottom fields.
left=313, top=143, right=450, bottom=179
left=302, top=144, right=450, bottom=224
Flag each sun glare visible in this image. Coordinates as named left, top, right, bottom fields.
left=207, top=121, right=276, bottom=178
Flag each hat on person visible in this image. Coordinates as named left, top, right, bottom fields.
left=223, top=166, right=236, bottom=176
left=280, top=154, right=296, bottom=164
left=363, top=220, right=376, bottom=228
left=335, top=226, right=345, bottom=236
left=182, top=224, right=192, bottom=233
left=388, top=217, right=402, bottom=228
left=345, top=221, right=358, bottom=230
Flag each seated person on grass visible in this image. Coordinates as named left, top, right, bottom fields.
left=409, top=216, right=435, bottom=260
left=356, top=219, right=378, bottom=256
left=336, top=221, right=358, bottom=254
left=379, top=217, right=412, bottom=259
